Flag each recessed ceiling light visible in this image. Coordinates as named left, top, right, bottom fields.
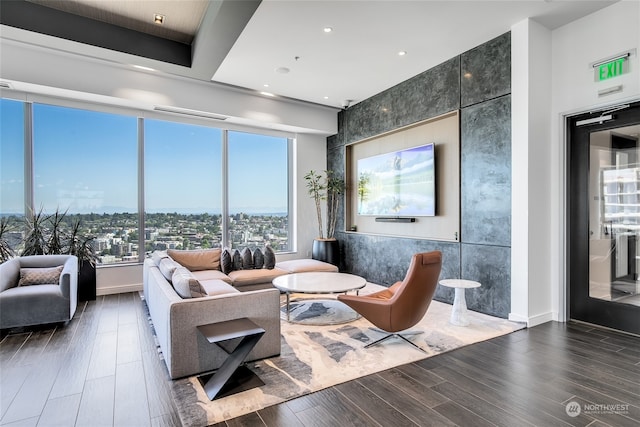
left=263, top=84, right=270, bottom=88
left=260, top=91, right=275, bottom=97
left=323, top=27, right=333, bottom=33
left=323, top=96, right=329, bottom=100
left=398, top=51, right=407, bottom=56
left=153, top=14, right=165, bottom=25
left=275, top=67, right=290, bottom=74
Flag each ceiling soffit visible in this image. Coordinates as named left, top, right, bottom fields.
left=0, top=0, right=260, bottom=74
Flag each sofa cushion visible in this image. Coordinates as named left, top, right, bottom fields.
left=220, top=248, right=233, bottom=274
left=241, top=247, right=254, bottom=269
left=228, top=267, right=288, bottom=288
left=264, top=246, right=276, bottom=269
left=158, top=258, right=180, bottom=282
left=18, top=265, right=63, bottom=286
left=276, top=259, right=339, bottom=273
left=199, top=279, right=240, bottom=296
left=151, top=251, right=169, bottom=266
left=253, top=248, right=264, bottom=269
left=171, top=267, right=207, bottom=299
left=167, top=249, right=221, bottom=272
left=232, top=249, right=243, bottom=270
left=191, top=269, right=232, bottom=284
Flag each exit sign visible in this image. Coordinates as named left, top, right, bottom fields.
left=595, top=57, right=628, bottom=81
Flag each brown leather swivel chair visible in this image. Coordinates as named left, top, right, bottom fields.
left=337, top=251, right=442, bottom=352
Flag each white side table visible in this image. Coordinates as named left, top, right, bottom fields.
left=439, top=279, right=481, bottom=326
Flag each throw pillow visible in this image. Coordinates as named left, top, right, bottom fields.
left=263, top=245, right=276, bottom=269
left=167, top=248, right=221, bottom=271
left=220, top=248, right=233, bottom=274
left=171, top=267, right=207, bottom=299
left=151, top=251, right=169, bottom=266
left=232, top=249, right=243, bottom=271
left=18, top=265, right=64, bottom=286
left=252, top=247, right=264, bottom=269
left=158, top=258, right=180, bottom=282
left=241, top=247, right=254, bottom=270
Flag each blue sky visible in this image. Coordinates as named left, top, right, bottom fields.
left=0, top=99, right=289, bottom=215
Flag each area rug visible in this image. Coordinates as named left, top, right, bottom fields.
left=171, top=284, right=525, bottom=426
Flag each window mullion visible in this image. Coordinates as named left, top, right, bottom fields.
left=138, top=117, right=145, bottom=262
left=221, top=129, right=229, bottom=249
left=23, top=102, right=34, bottom=215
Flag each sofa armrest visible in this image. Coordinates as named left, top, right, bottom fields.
left=165, top=288, right=281, bottom=379
left=59, top=256, right=78, bottom=299
left=0, top=258, right=19, bottom=293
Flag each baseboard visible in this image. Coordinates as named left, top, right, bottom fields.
left=96, top=283, right=143, bottom=296
left=508, top=313, right=529, bottom=324
left=509, top=311, right=554, bottom=327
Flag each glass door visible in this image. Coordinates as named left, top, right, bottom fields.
left=568, top=102, right=640, bottom=335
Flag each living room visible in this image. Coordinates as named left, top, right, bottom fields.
left=1, top=1, right=639, bottom=426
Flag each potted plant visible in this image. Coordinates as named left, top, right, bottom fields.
left=21, top=207, right=98, bottom=301
left=67, top=218, right=99, bottom=301
left=304, top=169, right=345, bottom=266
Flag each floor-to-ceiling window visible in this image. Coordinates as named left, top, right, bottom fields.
left=33, top=104, right=139, bottom=263
left=144, top=119, right=223, bottom=252
left=0, top=98, right=294, bottom=265
left=0, top=99, right=25, bottom=252
left=227, top=131, right=290, bottom=251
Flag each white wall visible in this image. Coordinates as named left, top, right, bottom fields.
left=550, top=1, right=640, bottom=321
left=511, top=19, right=553, bottom=326
left=0, top=37, right=334, bottom=294
left=511, top=1, right=640, bottom=326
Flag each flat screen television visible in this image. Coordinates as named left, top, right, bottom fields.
left=357, top=143, right=435, bottom=217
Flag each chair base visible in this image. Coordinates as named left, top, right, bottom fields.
left=364, top=330, right=426, bottom=353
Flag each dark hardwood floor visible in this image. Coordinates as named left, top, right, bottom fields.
left=1, top=292, right=638, bottom=427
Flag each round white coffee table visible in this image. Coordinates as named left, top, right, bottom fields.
left=439, top=279, right=481, bottom=326
left=272, top=272, right=366, bottom=325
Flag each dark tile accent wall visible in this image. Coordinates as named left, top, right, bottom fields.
left=461, top=95, right=512, bottom=246
left=338, top=232, right=460, bottom=289
left=461, top=32, right=511, bottom=108
left=341, top=57, right=460, bottom=145
left=328, top=146, right=346, bottom=237
left=461, top=243, right=511, bottom=318
left=329, top=32, right=512, bottom=318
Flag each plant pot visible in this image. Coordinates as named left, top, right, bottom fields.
left=78, top=262, right=96, bottom=301
left=312, top=239, right=340, bottom=266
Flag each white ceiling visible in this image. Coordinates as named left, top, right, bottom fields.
left=4, top=1, right=618, bottom=109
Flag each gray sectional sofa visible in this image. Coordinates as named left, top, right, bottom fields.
left=143, top=248, right=337, bottom=379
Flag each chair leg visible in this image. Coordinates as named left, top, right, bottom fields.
left=364, top=333, right=396, bottom=348
left=364, top=331, right=427, bottom=353
left=396, top=334, right=427, bottom=353
left=370, top=328, right=423, bottom=337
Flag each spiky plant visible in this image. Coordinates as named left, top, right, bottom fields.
left=46, top=208, right=68, bottom=255
left=22, top=207, right=50, bottom=256
left=68, top=218, right=99, bottom=268
left=0, top=217, right=16, bottom=262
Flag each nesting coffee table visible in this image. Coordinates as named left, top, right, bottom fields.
left=272, top=272, right=366, bottom=325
